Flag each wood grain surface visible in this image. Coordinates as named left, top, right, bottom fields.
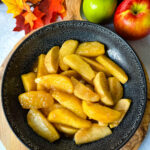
left=0, top=0, right=150, bottom=149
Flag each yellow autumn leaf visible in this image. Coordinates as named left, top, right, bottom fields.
left=2, top=0, right=30, bottom=17
left=23, top=11, right=37, bottom=29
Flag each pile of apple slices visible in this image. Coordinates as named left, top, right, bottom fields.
left=19, top=40, right=131, bottom=145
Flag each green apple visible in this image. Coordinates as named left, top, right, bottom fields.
left=83, top=0, right=117, bottom=23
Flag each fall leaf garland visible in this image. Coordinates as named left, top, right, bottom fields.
left=2, top=0, right=66, bottom=34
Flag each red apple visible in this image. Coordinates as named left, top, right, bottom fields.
left=114, top=0, right=150, bottom=40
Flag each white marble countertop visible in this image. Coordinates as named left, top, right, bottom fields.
left=0, top=3, right=150, bottom=150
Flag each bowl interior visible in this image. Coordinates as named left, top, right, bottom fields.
left=1, top=21, right=147, bottom=150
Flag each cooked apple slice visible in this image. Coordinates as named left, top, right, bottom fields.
left=109, top=99, right=131, bottom=128
left=63, top=54, right=95, bottom=81
left=27, top=109, right=60, bottom=142
left=35, top=74, right=73, bottom=94
left=60, top=70, right=80, bottom=78
left=76, top=41, right=105, bottom=57
left=71, top=77, right=100, bottom=102
left=52, top=91, right=86, bottom=119
left=41, top=103, right=63, bottom=117
left=21, top=72, right=36, bottom=92
left=93, top=72, right=114, bottom=106
left=82, top=101, right=121, bottom=123
left=59, top=40, right=79, bottom=71
left=82, top=57, right=111, bottom=76
left=45, top=46, right=59, bottom=73
left=96, top=55, right=128, bottom=84
left=74, top=123, right=112, bottom=145
left=37, top=54, right=48, bottom=90
left=54, top=124, right=78, bottom=135
left=18, top=91, right=54, bottom=109
left=48, top=108, right=91, bottom=128
left=108, top=77, right=123, bottom=104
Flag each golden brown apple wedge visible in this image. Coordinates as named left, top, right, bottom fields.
left=52, top=90, right=86, bottom=119
left=27, top=109, right=60, bottom=142
left=96, top=55, right=128, bottom=84
left=48, top=108, right=91, bottom=128
left=93, top=72, right=114, bottom=106
left=35, top=74, right=73, bottom=94
left=71, top=77, right=100, bottom=102
left=108, top=77, right=123, bottom=104
left=21, top=72, right=36, bottom=92
left=109, top=99, right=131, bottom=128
left=63, top=54, right=95, bottom=81
left=82, top=101, right=121, bottom=123
left=18, top=91, right=54, bottom=109
left=74, top=123, right=112, bottom=144
left=76, top=41, right=105, bottom=57
left=37, top=54, right=48, bottom=90
left=59, top=40, right=79, bottom=71
left=45, top=46, right=59, bottom=73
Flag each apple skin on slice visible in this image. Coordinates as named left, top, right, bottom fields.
left=74, top=123, right=112, bottom=145
left=109, top=99, right=131, bottom=128
left=27, top=109, right=60, bottom=142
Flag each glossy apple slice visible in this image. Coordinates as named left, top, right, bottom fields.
left=82, top=101, right=121, bottom=123
left=108, top=77, right=123, bottom=104
left=76, top=41, right=105, bottom=57
left=74, top=123, right=112, bottom=145
left=109, top=99, right=131, bottom=128
left=35, top=74, right=73, bottom=94
left=45, top=46, right=59, bottom=73
left=27, top=109, right=60, bottom=142
left=96, top=55, right=128, bottom=84
left=18, top=91, right=54, bottom=109
left=48, top=108, right=91, bottom=128
left=93, top=72, right=114, bottom=106
left=59, top=40, right=79, bottom=71
left=71, top=77, right=100, bottom=102
left=52, top=90, right=86, bottom=119
left=63, top=54, right=95, bottom=81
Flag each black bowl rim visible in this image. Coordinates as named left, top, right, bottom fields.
left=1, top=20, right=147, bottom=150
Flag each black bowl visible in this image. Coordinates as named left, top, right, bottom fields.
left=1, top=21, right=147, bottom=150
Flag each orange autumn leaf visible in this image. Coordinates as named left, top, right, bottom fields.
left=33, top=6, right=45, bottom=29
left=13, top=0, right=66, bottom=34
left=39, top=0, right=66, bottom=24
left=23, top=11, right=37, bottom=29
left=14, top=7, right=45, bottom=34
left=2, top=0, right=31, bottom=17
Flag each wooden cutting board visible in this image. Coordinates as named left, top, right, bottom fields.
left=0, top=0, right=150, bottom=149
